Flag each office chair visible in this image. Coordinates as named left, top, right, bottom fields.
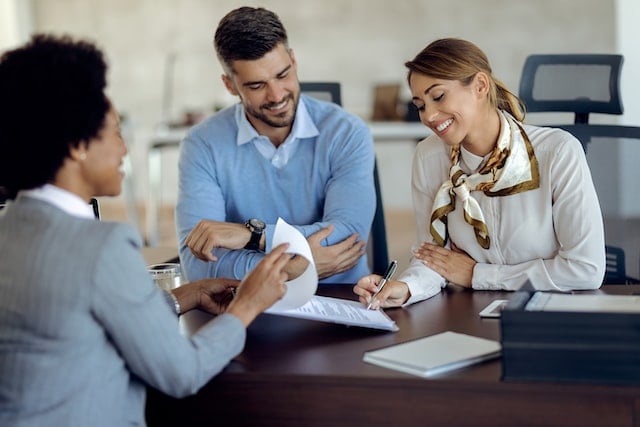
left=603, top=245, right=640, bottom=285
left=518, top=54, right=640, bottom=152
left=301, top=81, right=390, bottom=275
left=299, top=82, right=342, bottom=106
left=520, top=55, right=640, bottom=284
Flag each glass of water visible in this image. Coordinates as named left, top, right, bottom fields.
left=147, top=263, right=182, bottom=292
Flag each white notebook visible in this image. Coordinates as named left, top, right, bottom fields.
left=363, top=331, right=501, bottom=377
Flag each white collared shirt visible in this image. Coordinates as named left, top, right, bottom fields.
left=20, top=184, right=95, bottom=219
left=234, top=96, right=320, bottom=168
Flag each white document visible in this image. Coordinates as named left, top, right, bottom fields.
left=268, top=294, right=398, bottom=331
left=263, top=218, right=396, bottom=331
left=363, top=331, right=501, bottom=377
left=525, top=292, right=640, bottom=313
left=266, top=218, right=318, bottom=311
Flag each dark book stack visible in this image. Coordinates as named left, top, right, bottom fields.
left=500, top=287, right=640, bottom=385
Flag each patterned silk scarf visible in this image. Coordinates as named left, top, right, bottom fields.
left=429, top=111, right=540, bottom=249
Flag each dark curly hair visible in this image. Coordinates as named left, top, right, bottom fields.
left=214, top=7, right=288, bottom=74
left=0, top=34, right=109, bottom=197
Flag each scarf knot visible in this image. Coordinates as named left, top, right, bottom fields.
left=429, top=111, right=540, bottom=249
left=452, top=180, right=471, bottom=201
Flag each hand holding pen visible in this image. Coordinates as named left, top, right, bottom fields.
left=366, top=260, right=398, bottom=310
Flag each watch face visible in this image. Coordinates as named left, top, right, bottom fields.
left=248, top=218, right=265, bottom=230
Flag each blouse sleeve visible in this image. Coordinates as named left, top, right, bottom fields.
left=397, top=138, right=450, bottom=305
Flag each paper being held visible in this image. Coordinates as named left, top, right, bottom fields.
left=264, top=218, right=397, bottom=332
left=266, top=218, right=318, bottom=311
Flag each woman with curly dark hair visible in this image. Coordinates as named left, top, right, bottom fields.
left=0, top=34, right=291, bottom=426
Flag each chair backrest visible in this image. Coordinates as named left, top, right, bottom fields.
left=300, top=81, right=389, bottom=274
left=299, top=82, right=342, bottom=106
left=604, top=245, right=640, bottom=285
left=519, top=54, right=624, bottom=124
left=604, top=245, right=626, bottom=284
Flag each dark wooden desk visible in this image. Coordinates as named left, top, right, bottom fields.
left=146, top=285, right=640, bottom=427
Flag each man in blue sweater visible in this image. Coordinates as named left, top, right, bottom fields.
left=176, top=6, right=376, bottom=284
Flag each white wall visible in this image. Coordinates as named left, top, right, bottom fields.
left=3, top=0, right=621, bottom=219
left=0, top=0, right=32, bottom=51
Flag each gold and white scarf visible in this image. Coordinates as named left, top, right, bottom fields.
left=429, top=111, right=540, bottom=249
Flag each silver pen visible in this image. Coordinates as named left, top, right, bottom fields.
left=367, top=260, right=398, bottom=310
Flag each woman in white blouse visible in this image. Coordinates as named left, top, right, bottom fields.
left=355, top=38, right=605, bottom=309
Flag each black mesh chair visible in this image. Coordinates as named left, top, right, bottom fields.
left=520, top=55, right=640, bottom=280
left=604, top=245, right=640, bottom=284
left=299, top=82, right=342, bottom=106
left=518, top=53, right=640, bottom=152
left=300, top=81, right=389, bottom=275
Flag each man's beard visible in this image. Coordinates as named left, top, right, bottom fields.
left=246, top=93, right=297, bottom=128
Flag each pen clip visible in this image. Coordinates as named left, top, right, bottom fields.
left=367, top=260, right=398, bottom=310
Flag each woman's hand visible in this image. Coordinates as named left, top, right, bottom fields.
left=353, top=275, right=410, bottom=310
left=413, top=242, right=476, bottom=287
left=226, top=243, right=292, bottom=326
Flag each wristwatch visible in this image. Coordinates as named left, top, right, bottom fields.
left=244, top=218, right=266, bottom=251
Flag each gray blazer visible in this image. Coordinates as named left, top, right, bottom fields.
left=0, top=196, right=245, bottom=426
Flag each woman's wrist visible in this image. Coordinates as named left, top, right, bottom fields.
left=171, top=282, right=200, bottom=314
left=168, top=291, right=182, bottom=315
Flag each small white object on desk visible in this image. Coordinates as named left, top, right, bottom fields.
left=479, top=299, right=509, bottom=318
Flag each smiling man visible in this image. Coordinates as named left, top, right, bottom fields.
left=176, top=6, right=376, bottom=285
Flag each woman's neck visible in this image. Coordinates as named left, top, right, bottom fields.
left=461, top=109, right=501, bottom=157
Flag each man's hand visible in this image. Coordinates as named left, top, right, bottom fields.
left=307, top=224, right=366, bottom=279
left=185, top=220, right=251, bottom=262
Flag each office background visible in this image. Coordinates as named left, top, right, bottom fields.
left=2, top=0, right=639, bottom=273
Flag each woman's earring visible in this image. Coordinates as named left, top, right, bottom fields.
left=79, top=153, right=87, bottom=160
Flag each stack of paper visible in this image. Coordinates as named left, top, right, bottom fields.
left=363, top=331, right=501, bottom=377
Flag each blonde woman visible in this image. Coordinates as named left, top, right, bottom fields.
left=355, top=38, right=605, bottom=309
